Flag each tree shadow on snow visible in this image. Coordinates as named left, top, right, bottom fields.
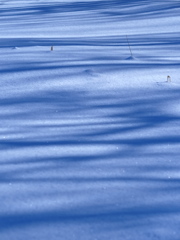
left=0, top=84, right=180, bottom=238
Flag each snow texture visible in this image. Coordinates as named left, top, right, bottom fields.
left=0, top=0, right=180, bottom=239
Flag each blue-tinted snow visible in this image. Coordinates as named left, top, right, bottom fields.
left=0, top=1, right=180, bottom=240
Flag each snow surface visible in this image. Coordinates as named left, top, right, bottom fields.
left=0, top=0, right=180, bottom=239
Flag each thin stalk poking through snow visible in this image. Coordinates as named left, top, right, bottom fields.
left=126, top=35, right=133, bottom=58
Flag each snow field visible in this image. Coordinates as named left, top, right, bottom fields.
left=0, top=1, right=180, bottom=240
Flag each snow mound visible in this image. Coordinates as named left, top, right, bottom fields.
left=125, top=56, right=137, bottom=61
left=83, top=69, right=98, bottom=77
left=12, top=47, right=19, bottom=50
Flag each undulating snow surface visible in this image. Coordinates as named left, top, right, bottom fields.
left=0, top=1, right=180, bottom=239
